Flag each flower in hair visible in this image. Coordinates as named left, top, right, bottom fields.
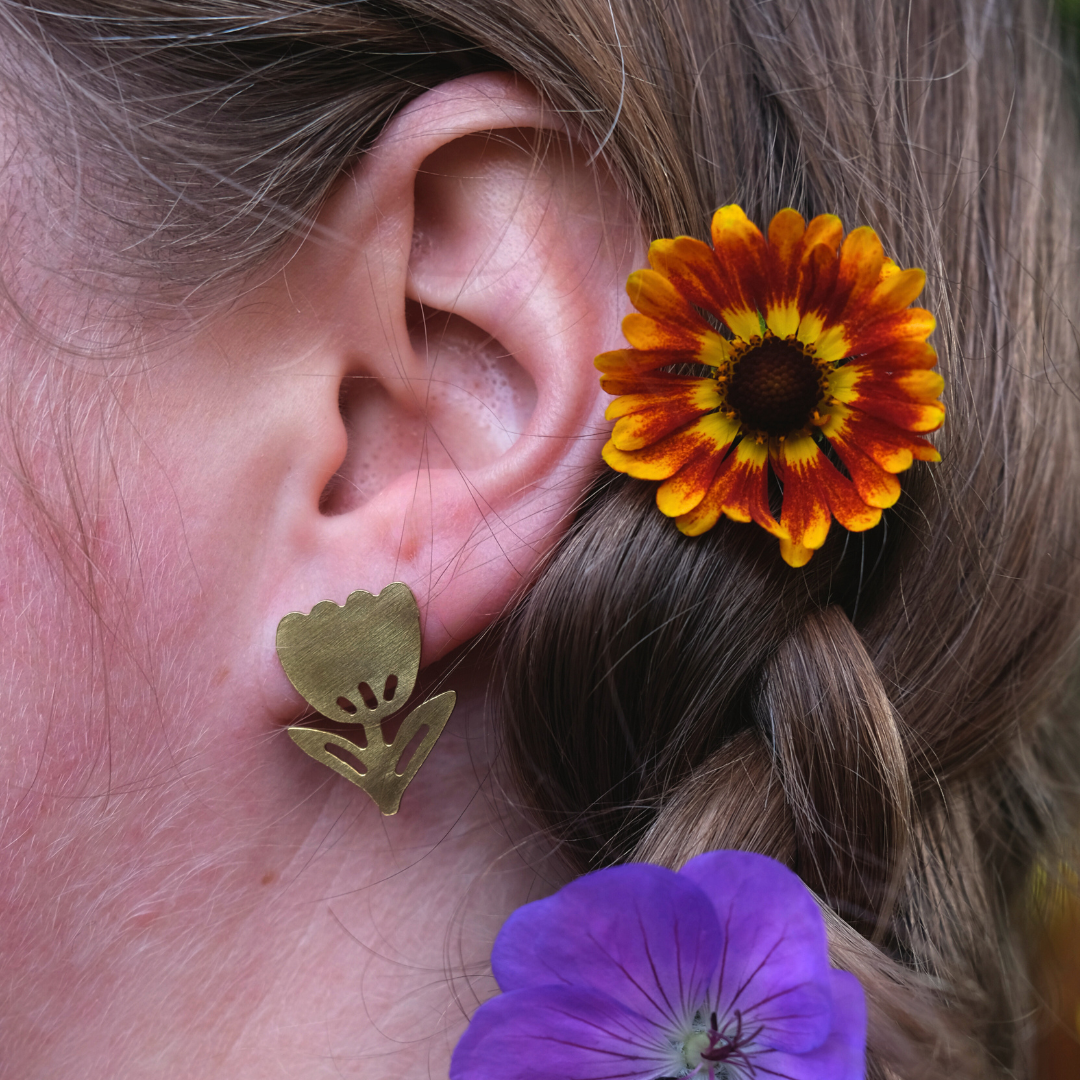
left=596, top=206, right=944, bottom=566
left=450, top=851, right=866, bottom=1080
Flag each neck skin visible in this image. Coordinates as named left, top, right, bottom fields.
left=2, top=644, right=556, bottom=1079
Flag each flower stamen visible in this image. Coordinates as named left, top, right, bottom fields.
left=676, top=1008, right=765, bottom=1080
left=724, top=335, right=825, bottom=438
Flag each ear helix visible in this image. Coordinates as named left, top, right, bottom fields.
left=276, top=583, right=456, bottom=815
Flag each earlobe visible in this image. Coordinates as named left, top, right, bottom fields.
left=259, top=73, right=643, bottom=666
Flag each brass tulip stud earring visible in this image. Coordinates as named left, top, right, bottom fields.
left=276, top=583, right=456, bottom=815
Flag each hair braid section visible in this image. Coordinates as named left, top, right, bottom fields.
left=632, top=729, right=796, bottom=869
left=496, top=477, right=854, bottom=867
left=756, top=606, right=913, bottom=941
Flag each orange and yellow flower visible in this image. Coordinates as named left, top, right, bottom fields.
left=596, top=205, right=944, bottom=567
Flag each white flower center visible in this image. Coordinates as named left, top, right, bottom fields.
left=676, top=1008, right=754, bottom=1079
left=682, top=1029, right=713, bottom=1068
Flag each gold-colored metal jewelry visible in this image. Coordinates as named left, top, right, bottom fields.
left=276, top=583, right=455, bottom=815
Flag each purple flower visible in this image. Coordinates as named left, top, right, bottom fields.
left=451, top=851, right=866, bottom=1080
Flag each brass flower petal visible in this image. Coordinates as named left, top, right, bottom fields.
left=276, top=583, right=420, bottom=724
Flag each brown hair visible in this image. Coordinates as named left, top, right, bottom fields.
left=2, top=0, right=1079, bottom=1077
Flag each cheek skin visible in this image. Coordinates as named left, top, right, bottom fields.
left=0, top=351, right=281, bottom=1065
left=0, top=350, right=304, bottom=791
left=0, top=340, right=304, bottom=1045
left=0, top=312, right=550, bottom=1080
left=0, top=330, right=309, bottom=869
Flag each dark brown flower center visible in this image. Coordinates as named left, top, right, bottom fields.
left=725, top=336, right=824, bottom=436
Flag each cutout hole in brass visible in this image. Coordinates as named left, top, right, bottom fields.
left=357, top=681, right=379, bottom=710
left=395, top=725, right=429, bottom=776
left=325, top=740, right=368, bottom=775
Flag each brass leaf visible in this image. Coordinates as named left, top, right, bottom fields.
left=288, top=692, right=456, bottom=816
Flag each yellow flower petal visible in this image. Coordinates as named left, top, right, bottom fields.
left=779, top=538, right=814, bottom=568
left=847, top=307, right=936, bottom=355
left=620, top=313, right=702, bottom=352
left=870, top=266, right=926, bottom=312
left=824, top=402, right=940, bottom=474
left=836, top=227, right=886, bottom=308
left=765, top=301, right=801, bottom=339
left=773, top=432, right=881, bottom=540
left=764, top=209, right=806, bottom=337
left=710, top=204, right=765, bottom=255
left=603, top=410, right=738, bottom=480
left=655, top=415, right=743, bottom=517
left=796, top=309, right=827, bottom=348
left=803, top=214, right=844, bottom=252
left=625, top=269, right=704, bottom=329
left=828, top=436, right=902, bottom=509
left=699, top=332, right=734, bottom=368
left=649, top=235, right=763, bottom=343
left=767, top=208, right=807, bottom=254
left=608, top=378, right=722, bottom=451
left=674, top=436, right=781, bottom=537
left=812, top=325, right=851, bottom=363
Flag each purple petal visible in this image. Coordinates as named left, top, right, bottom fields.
left=748, top=970, right=867, bottom=1080
left=492, top=864, right=720, bottom=1034
left=450, top=985, right=682, bottom=1080
left=679, top=851, right=832, bottom=1053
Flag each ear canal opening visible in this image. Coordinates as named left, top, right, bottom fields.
left=318, top=376, right=409, bottom=516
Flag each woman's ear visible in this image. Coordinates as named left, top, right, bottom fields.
left=239, top=74, right=643, bottom=673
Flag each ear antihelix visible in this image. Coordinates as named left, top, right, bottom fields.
left=277, top=583, right=456, bottom=815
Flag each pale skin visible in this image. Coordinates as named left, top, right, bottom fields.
left=0, top=75, right=643, bottom=1078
